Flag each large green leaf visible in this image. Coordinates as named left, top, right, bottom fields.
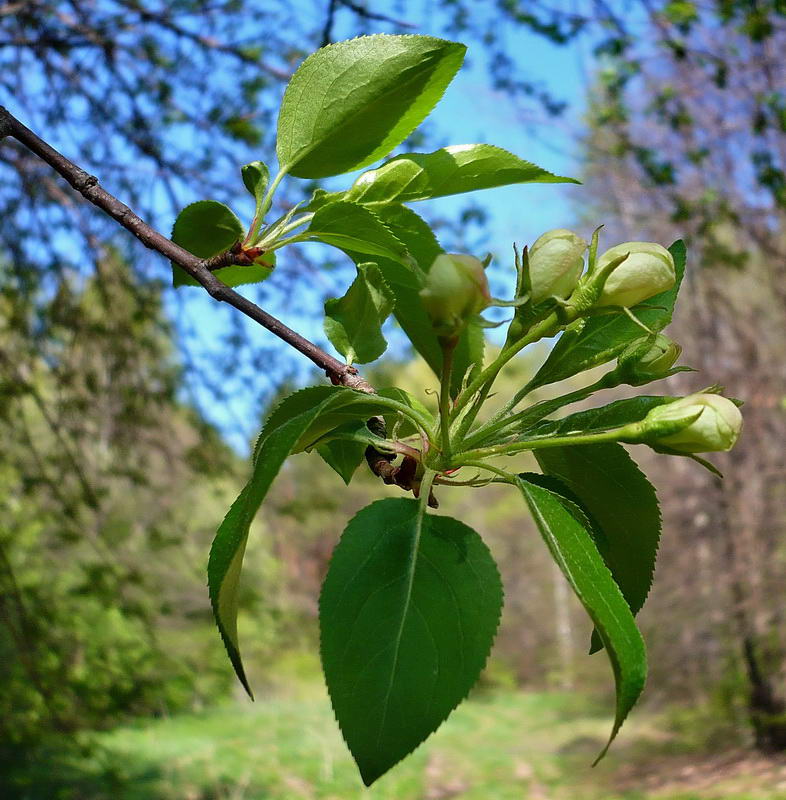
left=346, top=144, right=578, bottom=206
left=171, top=200, right=274, bottom=288
left=305, top=201, right=411, bottom=264
left=320, top=498, right=502, bottom=785
left=208, top=391, right=347, bottom=695
left=534, top=444, right=661, bottom=654
left=348, top=203, right=482, bottom=396
left=516, top=476, right=647, bottom=761
left=276, top=35, right=465, bottom=179
left=324, top=263, right=395, bottom=365
left=528, top=241, right=686, bottom=390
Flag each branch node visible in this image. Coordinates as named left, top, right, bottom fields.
left=75, top=173, right=99, bottom=191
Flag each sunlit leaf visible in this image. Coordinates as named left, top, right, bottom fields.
left=346, top=144, right=578, bottom=206
left=277, top=34, right=465, bottom=178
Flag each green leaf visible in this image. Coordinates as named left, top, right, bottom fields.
left=516, top=476, right=647, bottom=761
left=324, top=263, right=395, bottom=364
left=305, top=201, right=411, bottom=263
left=345, top=203, right=482, bottom=396
left=310, top=420, right=388, bottom=450
left=317, top=439, right=367, bottom=485
left=534, top=444, right=661, bottom=655
left=320, top=498, right=502, bottom=785
left=241, top=161, right=269, bottom=207
left=171, top=200, right=274, bottom=288
left=209, top=390, right=347, bottom=694
left=253, top=385, right=432, bottom=460
left=528, top=241, right=686, bottom=390
left=346, top=144, right=578, bottom=206
left=277, top=34, right=466, bottom=178
left=527, top=395, right=674, bottom=437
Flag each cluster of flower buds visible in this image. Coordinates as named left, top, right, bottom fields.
left=419, top=253, right=490, bottom=339
left=636, top=393, right=743, bottom=453
left=524, top=231, right=677, bottom=312
left=419, top=231, right=680, bottom=344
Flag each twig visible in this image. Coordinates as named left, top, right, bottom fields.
left=0, top=106, right=371, bottom=393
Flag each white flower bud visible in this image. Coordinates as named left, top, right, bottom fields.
left=528, top=229, right=587, bottom=303
left=419, top=253, right=490, bottom=337
left=596, top=242, right=676, bottom=308
left=643, top=393, right=742, bottom=453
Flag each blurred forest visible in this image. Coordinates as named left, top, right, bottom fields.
left=1, top=1, right=786, bottom=798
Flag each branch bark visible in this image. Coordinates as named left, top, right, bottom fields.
left=0, top=106, right=373, bottom=393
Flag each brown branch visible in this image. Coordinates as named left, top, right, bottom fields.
left=0, top=107, right=431, bottom=496
left=0, top=106, right=371, bottom=393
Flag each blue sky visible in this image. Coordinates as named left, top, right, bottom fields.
left=169, top=3, right=595, bottom=451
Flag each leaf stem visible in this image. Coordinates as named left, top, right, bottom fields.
left=249, top=167, right=288, bottom=243
left=457, top=460, right=517, bottom=484
left=453, top=310, right=564, bottom=423
left=463, top=375, right=613, bottom=450
left=438, top=339, right=456, bottom=458
left=456, top=424, right=636, bottom=463
left=362, top=395, right=436, bottom=441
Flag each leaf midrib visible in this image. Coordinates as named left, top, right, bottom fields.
left=374, top=503, right=427, bottom=748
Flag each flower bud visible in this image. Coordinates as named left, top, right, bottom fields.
left=419, top=254, right=490, bottom=337
left=528, top=229, right=587, bottom=303
left=616, top=334, right=682, bottom=384
left=642, top=393, right=742, bottom=453
left=596, top=242, right=676, bottom=308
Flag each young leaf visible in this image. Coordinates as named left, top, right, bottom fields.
left=209, top=391, right=347, bottom=695
left=346, top=144, right=578, bottom=206
left=324, top=263, right=395, bottom=364
left=305, top=201, right=411, bottom=264
left=241, top=161, right=269, bottom=207
left=276, top=34, right=465, bottom=178
left=527, top=241, right=686, bottom=391
left=317, top=439, right=367, bottom=485
left=320, top=498, right=502, bottom=785
left=171, top=200, right=274, bottom=287
left=534, top=444, right=661, bottom=654
left=516, top=476, right=647, bottom=761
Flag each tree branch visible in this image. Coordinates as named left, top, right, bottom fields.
left=0, top=106, right=434, bottom=497
left=0, top=106, right=372, bottom=393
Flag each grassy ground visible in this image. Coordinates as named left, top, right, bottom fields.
left=7, top=685, right=786, bottom=800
